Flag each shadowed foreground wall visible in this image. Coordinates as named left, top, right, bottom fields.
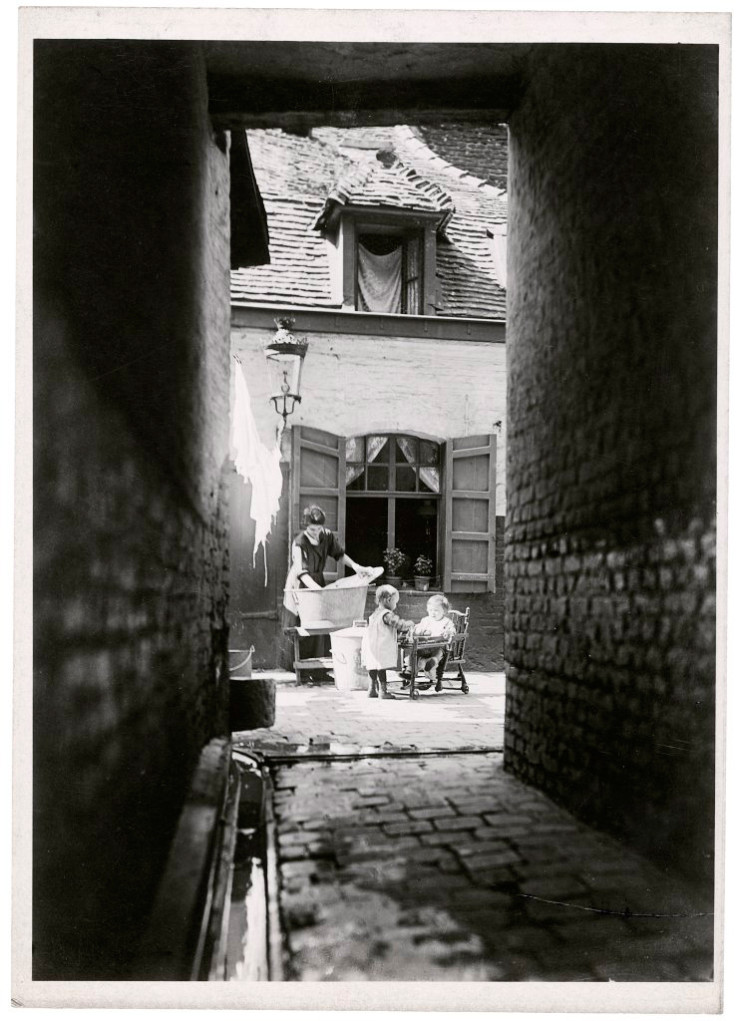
left=504, top=45, right=718, bottom=889
left=33, top=43, right=232, bottom=978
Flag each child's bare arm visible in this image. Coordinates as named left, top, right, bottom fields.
left=383, top=611, right=415, bottom=631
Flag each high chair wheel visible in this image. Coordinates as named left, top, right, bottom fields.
left=412, top=689, right=420, bottom=700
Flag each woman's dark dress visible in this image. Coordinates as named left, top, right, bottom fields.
left=294, top=529, right=345, bottom=588
left=292, top=529, right=346, bottom=665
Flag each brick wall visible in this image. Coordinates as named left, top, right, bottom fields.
left=504, top=46, right=717, bottom=889
left=33, top=43, right=232, bottom=978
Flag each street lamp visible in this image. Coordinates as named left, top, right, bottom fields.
left=264, top=317, right=308, bottom=423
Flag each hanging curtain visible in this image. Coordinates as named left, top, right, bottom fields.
left=358, top=243, right=402, bottom=313
left=346, top=435, right=389, bottom=485
left=396, top=436, right=440, bottom=493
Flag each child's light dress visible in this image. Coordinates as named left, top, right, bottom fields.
left=362, top=606, right=408, bottom=670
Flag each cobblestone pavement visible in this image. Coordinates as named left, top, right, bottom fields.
left=236, top=671, right=505, bottom=755
left=270, top=755, right=713, bottom=981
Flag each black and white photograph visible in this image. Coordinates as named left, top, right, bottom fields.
left=14, top=5, right=730, bottom=1012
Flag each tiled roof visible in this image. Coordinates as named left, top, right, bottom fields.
left=417, top=122, right=509, bottom=192
left=231, top=198, right=335, bottom=308
left=232, top=125, right=507, bottom=320
left=310, top=125, right=398, bottom=152
left=244, top=129, right=356, bottom=200
left=438, top=213, right=506, bottom=319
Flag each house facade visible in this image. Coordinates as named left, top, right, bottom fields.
left=229, top=123, right=509, bottom=668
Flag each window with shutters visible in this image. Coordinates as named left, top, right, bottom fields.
left=292, top=427, right=496, bottom=592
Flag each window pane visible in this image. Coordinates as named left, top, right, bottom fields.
left=346, top=436, right=364, bottom=463
left=419, top=467, right=440, bottom=494
left=396, top=436, right=417, bottom=465
left=367, top=465, right=389, bottom=491
left=419, top=440, right=439, bottom=465
left=368, top=436, right=389, bottom=463
left=404, top=277, right=419, bottom=314
left=396, top=465, right=417, bottom=492
left=346, top=465, right=365, bottom=490
left=405, top=236, right=421, bottom=278
left=404, top=237, right=421, bottom=314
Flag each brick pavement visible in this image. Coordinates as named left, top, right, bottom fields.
left=236, top=672, right=713, bottom=982
left=269, top=754, right=713, bottom=981
left=236, top=671, right=505, bottom=755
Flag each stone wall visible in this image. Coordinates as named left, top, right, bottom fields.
left=504, top=45, right=718, bottom=889
left=33, top=42, right=232, bottom=978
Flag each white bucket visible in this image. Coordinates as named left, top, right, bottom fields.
left=330, top=625, right=369, bottom=691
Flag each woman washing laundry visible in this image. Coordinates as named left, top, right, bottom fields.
left=285, top=505, right=374, bottom=680
left=290, top=505, right=371, bottom=592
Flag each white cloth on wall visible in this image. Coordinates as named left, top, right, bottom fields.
left=231, top=361, right=283, bottom=583
left=358, top=243, right=402, bottom=313
left=489, top=228, right=507, bottom=289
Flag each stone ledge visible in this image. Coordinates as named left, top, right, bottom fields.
left=132, top=737, right=231, bottom=980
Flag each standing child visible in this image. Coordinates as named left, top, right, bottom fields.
left=413, top=594, right=457, bottom=681
left=361, top=585, right=414, bottom=699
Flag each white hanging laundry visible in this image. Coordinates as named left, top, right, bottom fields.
left=231, top=361, right=284, bottom=583
left=357, top=242, right=402, bottom=313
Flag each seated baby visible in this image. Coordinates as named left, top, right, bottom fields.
left=413, top=594, right=457, bottom=681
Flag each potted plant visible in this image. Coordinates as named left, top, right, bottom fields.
left=383, top=547, right=407, bottom=587
left=413, top=555, right=434, bottom=591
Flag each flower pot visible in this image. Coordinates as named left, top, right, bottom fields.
left=385, top=574, right=402, bottom=588
left=414, top=576, right=430, bottom=592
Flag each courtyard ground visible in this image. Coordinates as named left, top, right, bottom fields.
left=234, top=672, right=715, bottom=982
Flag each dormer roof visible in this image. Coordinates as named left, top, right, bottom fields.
left=313, top=149, right=456, bottom=233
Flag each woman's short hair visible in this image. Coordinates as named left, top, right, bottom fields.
left=427, top=593, right=450, bottom=613
left=302, top=505, right=326, bottom=526
left=375, top=584, right=398, bottom=608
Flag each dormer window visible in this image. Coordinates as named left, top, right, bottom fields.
left=313, top=149, right=454, bottom=317
left=330, top=210, right=440, bottom=315
left=356, top=229, right=423, bottom=314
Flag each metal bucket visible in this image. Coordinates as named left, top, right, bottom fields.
left=229, top=647, right=255, bottom=679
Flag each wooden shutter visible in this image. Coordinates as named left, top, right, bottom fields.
left=291, top=426, right=346, bottom=582
left=443, top=434, right=497, bottom=593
